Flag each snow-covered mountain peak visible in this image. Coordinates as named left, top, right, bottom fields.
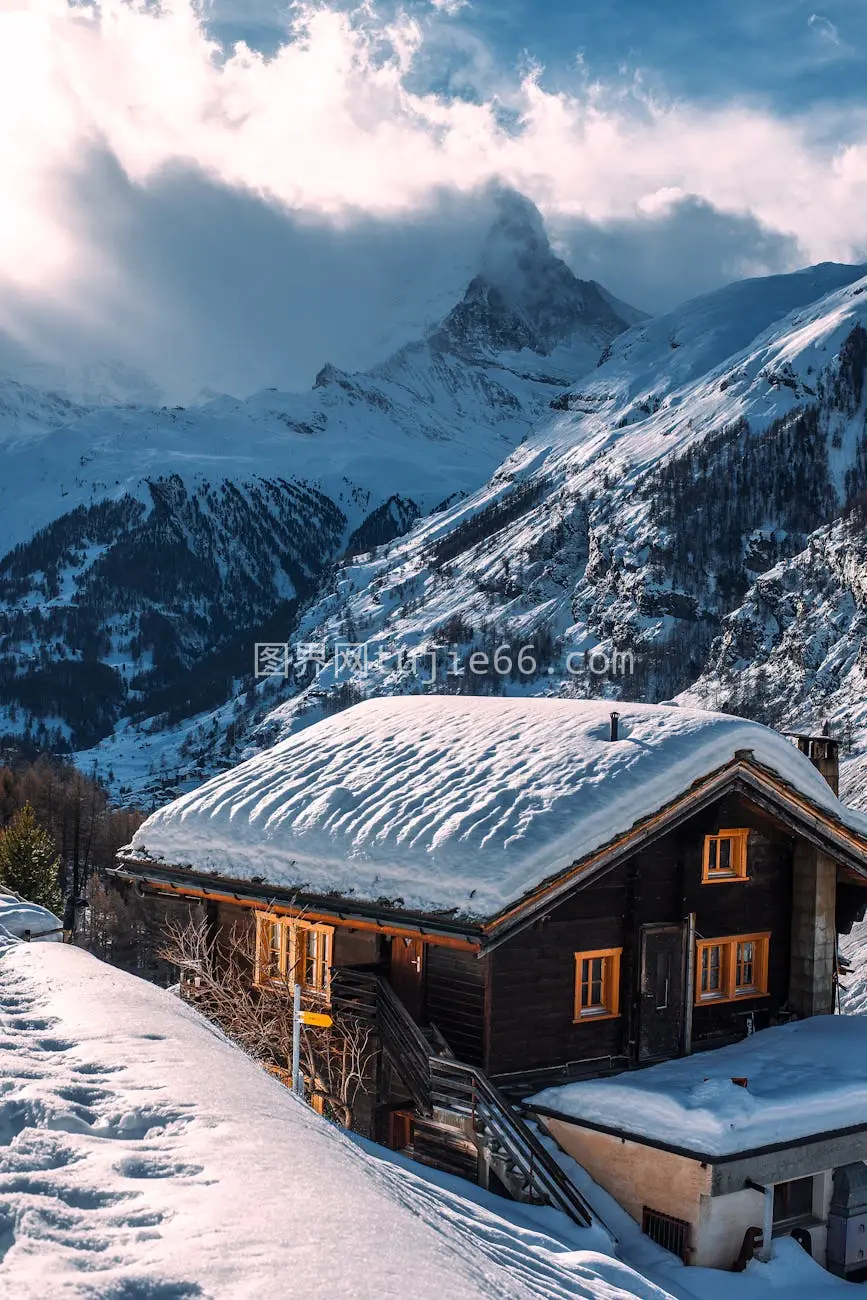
left=425, top=191, right=639, bottom=360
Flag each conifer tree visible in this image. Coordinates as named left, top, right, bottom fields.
left=0, top=803, right=63, bottom=915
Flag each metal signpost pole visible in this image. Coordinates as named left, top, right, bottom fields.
left=292, top=984, right=303, bottom=1097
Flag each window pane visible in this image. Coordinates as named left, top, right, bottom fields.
left=301, top=930, right=331, bottom=992
left=718, top=838, right=732, bottom=871
left=736, top=941, right=755, bottom=989
left=701, top=945, right=722, bottom=994
left=268, top=922, right=281, bottom=977
left=773, top=1177, right=813, bottom=1224
left=580, top=956, right=609, bottom=1012
left=707, top=839, right=718, bottom=871
left=580, top=959, right=592, bottom=1008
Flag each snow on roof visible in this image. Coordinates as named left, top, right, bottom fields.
left=0, top=941, right=661, bottom=1299
left=531, top=1016, right=867, bottom=1159
left=0, top=890, right=62, bottom=947
left=123, top=698, right=867, bottom=919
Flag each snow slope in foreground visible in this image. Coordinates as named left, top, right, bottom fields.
left=0, top=942, right=669, bottom=1300
left=124, top=698, right=867, bottom=919
left=0, top=945, right=850, bottom=1300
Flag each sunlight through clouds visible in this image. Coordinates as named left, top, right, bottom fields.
left=1, top=0, right=866, bottom=392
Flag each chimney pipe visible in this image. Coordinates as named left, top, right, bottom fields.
left=791, top=731, right=840, bottom=795
left=609, top=711, right=620, bottom=742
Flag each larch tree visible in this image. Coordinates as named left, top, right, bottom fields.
left=0, top=803, right=64, bottom=916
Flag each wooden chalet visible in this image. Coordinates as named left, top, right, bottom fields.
left=113, top=699, right=867, bottom=1236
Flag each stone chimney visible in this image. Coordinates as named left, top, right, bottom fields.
left=790, top=731, right=840, bottom=796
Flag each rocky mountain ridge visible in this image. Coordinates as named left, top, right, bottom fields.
left=0, top=193, right=637, bottom=763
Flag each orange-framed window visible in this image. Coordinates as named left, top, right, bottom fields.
left=254, top=913, right=333, bottom=999
left=702, top=829, right=750, bottom=883
left=695, top=933, right=770, bottom=1004
left=574, top=948, right=622, bottom=1022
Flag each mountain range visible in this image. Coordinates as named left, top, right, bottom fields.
left=1, top=192, right=866, bottom=809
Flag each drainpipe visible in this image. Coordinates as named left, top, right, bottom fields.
left=761, top=1185, right=774, bottom=1261
left=683, top=913, right=696, bottom=1055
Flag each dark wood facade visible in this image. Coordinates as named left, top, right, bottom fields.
left=484, top=792, right=796, bottom=1085
left=188, top=788, right=857, bottom=1099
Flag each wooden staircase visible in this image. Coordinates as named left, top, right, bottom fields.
left=332, top=966, right=598, bottom=1230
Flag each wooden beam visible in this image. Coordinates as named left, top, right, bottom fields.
left=128, top=876, right=481, bottom=952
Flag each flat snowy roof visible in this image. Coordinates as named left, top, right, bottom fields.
left=0, top=891, right=63, bottom=946
left=121, top=697, right=867, bottom=920
left=531, top=1016, right=867, bottom=1158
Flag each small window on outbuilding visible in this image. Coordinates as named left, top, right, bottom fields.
left=574, top=948, right=621, bottom=1022
left=773, top=1176, right=815, bottom=1227
left=702, top=829, right=750, bottom=882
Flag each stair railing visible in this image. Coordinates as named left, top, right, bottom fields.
left=429, top=1056, right=596, bottom=1228
left=330, top=966, right=600, bottom=1232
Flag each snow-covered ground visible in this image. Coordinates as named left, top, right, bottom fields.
left=123, top=697, right=867, bottom=919
left=0, top=942, right=664, bottom=1300
left=0, top=942, right=850, bottom=1299
left=532, top=1016, right=867, bottom=1157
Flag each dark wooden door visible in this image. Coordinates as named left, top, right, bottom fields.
left=638, top=924, right=685, bottom=1063
left=389, top=937, right=425, bottom=1022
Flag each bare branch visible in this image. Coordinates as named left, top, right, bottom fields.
left=159, top=914, right=378, bottom=1129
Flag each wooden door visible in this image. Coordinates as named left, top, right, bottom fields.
left=638, top=924, right=685, bottom=1063
left=389, top=936, right=425, bottom=1022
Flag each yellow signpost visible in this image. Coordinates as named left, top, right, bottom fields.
left=299, top=1010, right=333, bottom=1028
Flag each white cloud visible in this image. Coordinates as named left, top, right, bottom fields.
left=1, top=0, right=866, bottom=394
left=808, top=13, right=841, bottom=46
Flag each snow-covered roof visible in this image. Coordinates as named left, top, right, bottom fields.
left=531, top=1016, right=867, bottom=1158
left=0, top=890, right=63, bottom=947
left=122, top=698, right=867, bottom=920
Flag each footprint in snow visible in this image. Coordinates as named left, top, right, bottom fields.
left=114, top=1156, right=204, bottom=1180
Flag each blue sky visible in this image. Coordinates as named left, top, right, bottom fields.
left=205, top=0, right=867, bottom=115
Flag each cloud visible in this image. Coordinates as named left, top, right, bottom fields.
left=808, top=12, right=841, bottom=45
left=1, top=146, right=503, bottom=400
left=1, top=0, right=867, bottom=396
left=551, top=196, right=803, bottom=315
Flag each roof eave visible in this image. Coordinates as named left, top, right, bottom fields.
left=479, top=756, right=867, bottom=951
left=111, top=858, right=485, bottom=944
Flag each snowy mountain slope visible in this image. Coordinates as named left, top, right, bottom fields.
left=206, top=262, right=867, bottom=758
left=70, top=258, right=867, bottom=796
left=0, top=378, right=89, bottom=444
left=680, top=508, right=867, bottom=804
left=0, top=940, right=676, bottom=1300
left=0, top=193, right=639, bottom=756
